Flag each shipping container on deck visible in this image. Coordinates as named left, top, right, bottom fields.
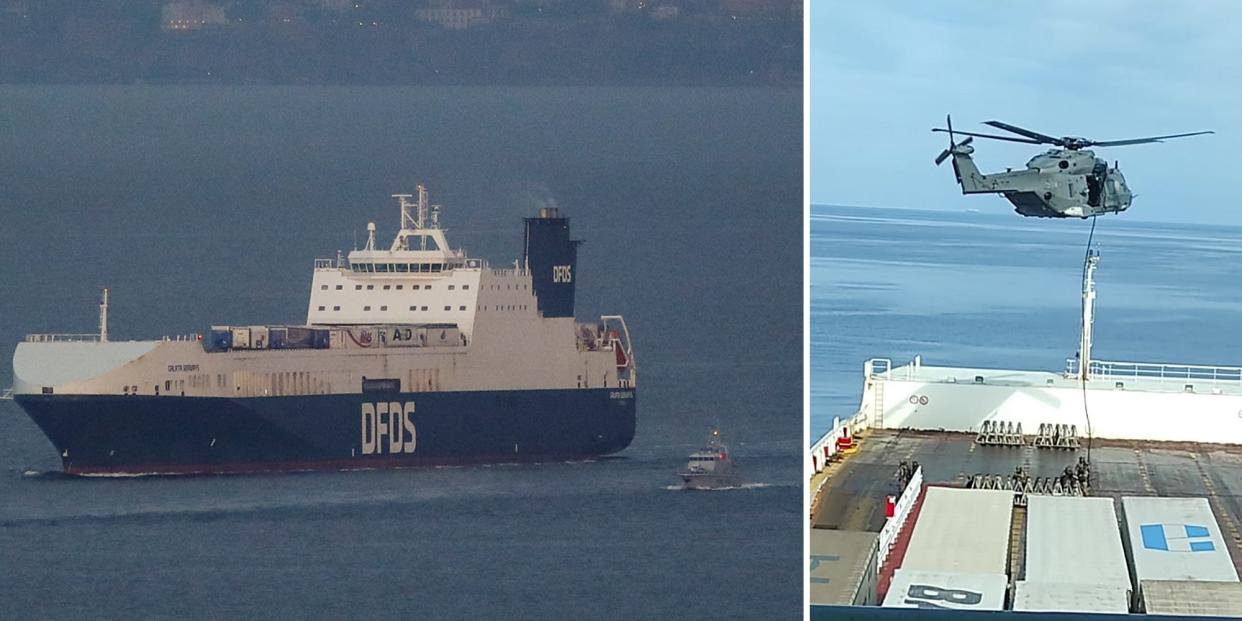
left=809, top=529, right=880, bottom=606
left=285, top=326, right=315, bottom=349
left=881, top=570, right=1006, bottom=611
left=1121, top=497, right=1239, bottom=586
left=311, top=328, right=330, bottom=349
left=231, top=326, right=251, bottom=349
left=206, top=326, right=232, bottom=352
left=1025, top=496, right=1131, bottom=593
left=1012, top=581, right=1130, bottom=614
left=268, top=327, right=288, bottom=349
left=1140, top=579, right=1242, bottom=616
left=249, top=326, right=269, bottom=349
left=901, top=487, right=1013, bottom=575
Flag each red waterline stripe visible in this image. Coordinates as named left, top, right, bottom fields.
left=875, top=482, right=928, bottom=603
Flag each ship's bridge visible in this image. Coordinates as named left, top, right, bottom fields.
left=306, top=187, right=488, bottom=333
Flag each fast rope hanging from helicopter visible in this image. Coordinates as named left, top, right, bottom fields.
left=1079, top=216, right=1098, bottom=481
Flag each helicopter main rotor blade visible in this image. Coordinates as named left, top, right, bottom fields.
left=981, top=121, right=1060, bottom=144
left=1090, top=131, right=1214, bottom=147
left=932, top=128, right=1044, bottom=144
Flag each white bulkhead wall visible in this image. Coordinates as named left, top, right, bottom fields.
left=306, top=267, right=484, bottom=338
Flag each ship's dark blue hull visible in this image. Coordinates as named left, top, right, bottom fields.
left=14, top=388, right=636, bottom=475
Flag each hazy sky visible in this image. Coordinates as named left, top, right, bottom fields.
left=810, top=1, right=1242, bottom=224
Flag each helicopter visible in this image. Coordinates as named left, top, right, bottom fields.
left=933, top=115, right=1212, bottom=218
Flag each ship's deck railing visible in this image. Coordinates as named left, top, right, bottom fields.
left=1067, top=358, right=1242, bottom=383
left=808, top=408, right=868, bottom=475
left=0, top=388, right=13, bottom=400
left=865, top=358, right=894, bottom=379
left=25, top=333, right=101, bottom=343
left=314, top=258, right=338, bottom=270
left=162, top=334, right=203, bottom=342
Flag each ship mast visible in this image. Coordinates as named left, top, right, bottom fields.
left=99, top=287, right=109, bottom=343
left=1078, top=249, right=1099, bottom=381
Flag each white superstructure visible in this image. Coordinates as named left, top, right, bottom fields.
left=823, top=248, right=1242, bottom=448
left=12, top=187, right=635, bottom=400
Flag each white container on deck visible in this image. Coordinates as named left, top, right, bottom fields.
left=230, top=326, right=251, bottom=349
left=882, top=570, right=1006, bottom=611
left=901, top=487, right=1014, bottom=575
left=1025, top=496, right=1131, bottom=592
left=1012, top=581, right=1130, bottom=614
left=1121, top=497, right=1239, bottom=584
left=1140, top=580, right=1242, bottom=616
left=809, top=529, right=879, bottom=606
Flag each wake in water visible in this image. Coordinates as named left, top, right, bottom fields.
left=663, top=482, right=773, bottom=492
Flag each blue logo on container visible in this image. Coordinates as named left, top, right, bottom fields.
left=1140, top=523, right=1216, bottom=552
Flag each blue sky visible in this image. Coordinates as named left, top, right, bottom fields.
left=810, top=1, right=1242, bottom=224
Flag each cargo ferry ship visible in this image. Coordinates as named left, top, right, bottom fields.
left=809, top=249, right=1242, bottom=617
left=9, top=186, right=637, bottom=475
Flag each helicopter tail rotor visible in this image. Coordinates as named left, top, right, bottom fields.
left=935, top=114, right=973, bottom=165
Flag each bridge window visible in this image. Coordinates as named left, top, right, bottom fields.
left=376, top=264, right=389, bottom=273
left=396, top=263, right=409, bottom=273
left=431, top=264, right=443, bottom=273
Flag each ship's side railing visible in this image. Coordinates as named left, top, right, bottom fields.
left=600, top=315, right=635, bottom=386
left=25, top=333, right=101, bottom=343
left=1066, top=358, right=1242, bottom=383
left=314, top=258, right=337, bottom=270
left=877, top=465, right=922, bottom=570
left=808, top=409, right=868, bottom=475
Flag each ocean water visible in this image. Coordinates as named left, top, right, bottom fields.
left=0, top=86, right=802, bottom=619
left=811, top=203, right=1242, bottom=437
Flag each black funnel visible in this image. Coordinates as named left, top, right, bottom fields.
left=523, top=208, right=581, bottom=318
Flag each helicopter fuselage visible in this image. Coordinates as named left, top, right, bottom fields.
left=948, top=146, right=1133, bottom=218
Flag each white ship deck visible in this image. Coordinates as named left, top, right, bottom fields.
left=880, top=358, right=1242, bottom=397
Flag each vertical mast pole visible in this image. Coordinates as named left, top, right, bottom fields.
left=99, top=287, right=109, bottom=343
left=1079, top=250, right=1098, bottom=382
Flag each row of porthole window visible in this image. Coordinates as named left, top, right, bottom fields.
left=317, top=305, right=468, bottom=312
left=321, top=283, right=470, bottom=292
